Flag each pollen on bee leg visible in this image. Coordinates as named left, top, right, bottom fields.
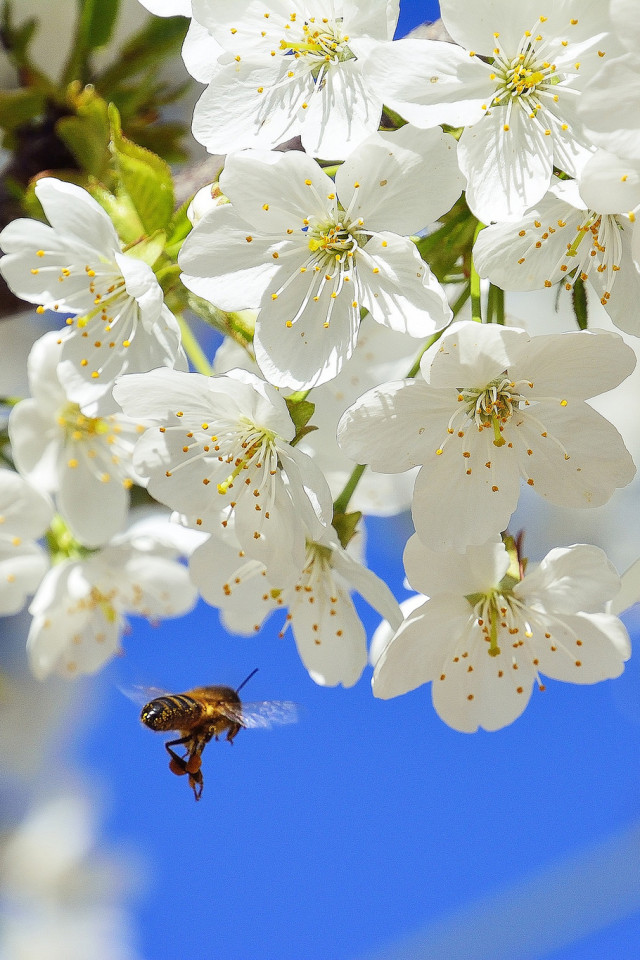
left=169, top=758, right=188, bottom=776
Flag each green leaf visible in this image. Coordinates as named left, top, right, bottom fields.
left=332, top=510, right=362, bottom=550
left=0, top=87, right=46, bottom=134
left=165, top=198, right=193, bottom=257
left=62, top=0, right=121, bottom=85
left=109, top=102, right=174, bottom=234
left=56, top=87, right=110, bottom=179
left=0, top=1, right=51, bottom=85
left=96, top=15, right=188, bottom=92
left=571, top=275, right=588, bottom=330
left=285, top=397, right=316, bottom=440
left=89, top=183, right=145, bottom=244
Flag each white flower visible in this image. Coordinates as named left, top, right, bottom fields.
left=0, top=178, right=186, bottom=416
left=578, top=0, right=640, bottom=162
left=185, top=0, right=400, bottom=159
left=180, top=126, right=461, bottom=389
left=337, top=321, right=636, bottom=552
left=189, top=519, right=402, bottom=687
left=113, top=367, right=333, bottom=584
left=373, top=537, right=631, bottom=732
left=213, top=319, right=418, bottom=516
left=0, top=791, right=141, bottom=960
left=472, top=175, right=640, bottom=336
left=27, top=515, right=199, bottom=679
left=0, top=469, right=52, bottom=616
left=9, top=332, right=145, bottom=548
left=364, top=0, right=610, bottom=221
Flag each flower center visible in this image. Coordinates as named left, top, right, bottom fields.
left=487, top=20, right=563, bottom=122
left=281, top=16, right=353, bottom=76
left=459, top=376, right=530, bottom=447
left=57, top=402, right=112, bottom=443
left=216, top=420, right=276, bottom=495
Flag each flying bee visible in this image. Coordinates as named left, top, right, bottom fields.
left=138, top=669, right=297, bottom=801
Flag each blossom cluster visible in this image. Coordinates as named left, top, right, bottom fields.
left=0, top=0, right=638, bottom=734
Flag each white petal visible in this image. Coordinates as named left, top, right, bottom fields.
left=459, top=106, right=554, bottom=223
left=336, top=125, right=464, bottom=236
left=532, top=612, right=630, bottom=683
left=372, top=594, right=471, bottom=698
left=362, top=38, right=490, bottom=129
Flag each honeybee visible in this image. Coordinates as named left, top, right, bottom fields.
left=138, top=669, right=297, bottom=800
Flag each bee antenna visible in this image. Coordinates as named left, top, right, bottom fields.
left=236, top=667, right=259, bottom=694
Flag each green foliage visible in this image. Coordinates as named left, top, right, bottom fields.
left=109, top=103, right=174, bottom=235
left=285, top=398, right=318, bottom=446
left=0, top=0, right=190, bottom=201
left=332, top=510, right=362, bottom=550
left=571, top=274, right=589, bottom=330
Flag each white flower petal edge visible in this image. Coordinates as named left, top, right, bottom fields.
left=338, top=321, right=636, bottom=551
left=0, top=469, right=52, bottom=615
left=372, top=538, right=631, bottom=732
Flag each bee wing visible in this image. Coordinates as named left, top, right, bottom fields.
left=217, top=700, right=299, bottom=729
left=119, top=684, right=171, bottom=708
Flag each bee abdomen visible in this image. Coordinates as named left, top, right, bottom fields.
left=140, top=695, right=204, bottom=732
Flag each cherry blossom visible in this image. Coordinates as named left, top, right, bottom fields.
left=180, top=125, right=461, bottom=388
left=472, top=175, right=640, bottom=335
left=185, top=0, right=400, bottom=159
left=373, top=537, right=631, bottom=732
left=27, top=514, right=199, bottom=680
left=363, top=0, right=610, bottom=221
left=189, top=518, right=401, bottom=688
left=337, top=321, right=636, bottom=551
left=113, top=366, right=333, bottom=585
left=0, top=178, right=186, bottom=415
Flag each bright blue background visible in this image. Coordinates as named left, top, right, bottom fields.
left=64, top=2, right=640, bottom=958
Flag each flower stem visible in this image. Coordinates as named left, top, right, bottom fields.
left=470, top=223, right=485, bottom=323
left=333, top=463, right=366, bottom=516
left=178, top=314, right=213, bottom=376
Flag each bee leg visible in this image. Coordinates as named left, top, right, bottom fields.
left=165, top=735, right=193, bottom=776
left=226, top=723, right=241, bottom=744
left=188, top=769, right=204, bottom=801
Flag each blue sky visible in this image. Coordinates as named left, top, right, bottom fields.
left=63, top=2, right=640, bottom=958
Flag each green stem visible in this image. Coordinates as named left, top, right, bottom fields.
left=178, top=314, right=213, bottom=376
left=487, top=283, right=505, bottom=325
left=333, top=463, right=366, bottom=516
left=470, top=222, right=485, bottom=323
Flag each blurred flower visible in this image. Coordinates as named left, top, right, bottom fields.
left=0, top=791, right=141, bottom=960
left=0, top=470, right=52, bottom=616
left=27, top=514, right=199, bottom=679
left=0, top=179, right=186, bottom=416
left=373, top=537, right=631, bottom=732
left=10, top=333, right=144, bottom=548
left=338, top=321, right=636, bottom=551
left=180, top=126, right=460, bottom=388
